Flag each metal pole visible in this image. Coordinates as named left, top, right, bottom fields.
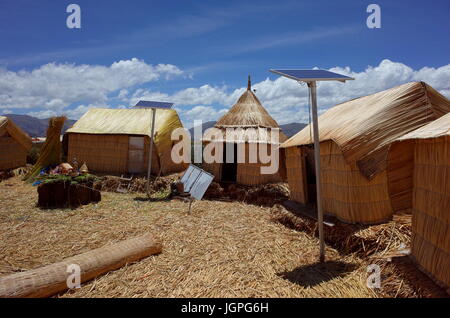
left=309, top=81, right=325, bottom=263
left=188, top=197, right=193, bottom=214
left=146, top=107, right=157, bottom=198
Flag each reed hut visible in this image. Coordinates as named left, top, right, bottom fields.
left=65, top=108, right=186, bottom=175
left=0, top=116, right=32, bottom=171
left=395, top=113, right=450, bottom=291
left=202, top=76, right=288, bottom=185
left=281, top=81, right=450, bottom=224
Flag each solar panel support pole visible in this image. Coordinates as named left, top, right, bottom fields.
left=308, top=81, right=325, bottom=263
left=146, top=107, right=157, bottom=198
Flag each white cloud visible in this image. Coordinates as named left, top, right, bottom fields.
left=153, top=59, right=450, bottom=126
left=0, top=58, right=183, bottom=116
left=2, top=59, right=449, bottom=126
left=179, top=106, right=228, bottom=128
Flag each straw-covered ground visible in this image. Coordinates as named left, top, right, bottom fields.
left=0, top=176, right=446, bottom=298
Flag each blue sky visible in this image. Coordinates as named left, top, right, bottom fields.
left=0, top=0, right=449, bottom=127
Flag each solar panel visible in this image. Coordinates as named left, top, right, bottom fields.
left=134, top=100, right=174, bottom=109
left=270, top=69, right=354, bottom=82
left=180, top=164, right=214, bottom=200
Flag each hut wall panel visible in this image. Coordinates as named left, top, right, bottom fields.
left=155, top=139, right=187, bottom=175
left=320, top=140, right=392, bottom=224
left=285, top=140, right=393, bottom=224
left=237, top=143, right=283, bottom=186
left=411, top=135, right=450, bottom=288
left=285, top=147, right=307, bottom=204
left=143, top=137, right=161, bottom=175
left=68, top=134, right=129, bottom=174
left=0, top=136, right=27, bottom=170
left=387, top=140, right=414, bottom=213
left=202, top=142, right=283, bottom=185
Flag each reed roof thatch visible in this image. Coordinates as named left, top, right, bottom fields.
left=0, top=116, right=32, bottom=151
left=397, top=112, right=450, bottom=141
left=280, top=82, right=450, bottom=179
left=205, top=76, right=288, bottom=144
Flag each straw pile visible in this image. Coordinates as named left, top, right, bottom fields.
left=24, top=117, right=66, bottom=182
left=96, top=173, right=180, bottom=195
left=204, top=182, right=290, bottom=207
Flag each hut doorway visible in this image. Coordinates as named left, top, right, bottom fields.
left=221, top=142, right=237, bottom=182
left=128, top=136, right=145, bottom=174
left=305, top=146, right=317, bottom=203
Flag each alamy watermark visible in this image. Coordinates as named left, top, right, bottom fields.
left=66, top=264, right=81, bottom=289
left=366, top=264, right=381, bottom=289
left=366, top=4, right=381, bottom=29
left=66, top=4, right=81, bottom=29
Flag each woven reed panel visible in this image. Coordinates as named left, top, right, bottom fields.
left=285, top=146, right=307, bottom=204
left=142, top=137, right=161, bottom=175
left=321, top=140, right=392, bottom=224
left=411, top=135, right=450, bottom=289
left=0, top=136, right=27, bottom=170
left=67, top=134, right=128, bottom=174
left=387, top=140, right=414, bottom=213
left=237, top=143, right=283, bottom=186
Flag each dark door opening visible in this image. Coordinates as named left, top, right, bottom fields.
left=304, top=146, right=317, bottom=203
left=221, top=142, right=237, bottom=182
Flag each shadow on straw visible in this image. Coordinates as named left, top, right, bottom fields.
left=133, top=195, right=171, bottom=202
left=278, top=260, right=358, bottom=287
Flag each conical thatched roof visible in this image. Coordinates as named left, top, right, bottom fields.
left=216, top=76, right=282, bottom=129
left=206, top=76, right=287, bottom=144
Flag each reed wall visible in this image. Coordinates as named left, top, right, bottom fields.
left=285, top=140, right=393, bottom=224
left=0, top=136, right=27, bottom=170
left=67, top=133, right=161, bottom=175
left=411, top=135, right=450, bottom=289
left=387, top=140, right=415, bottom=213
left=202, top=142, right=283, bottom=185
left=285, top=147, right=307, bottom=204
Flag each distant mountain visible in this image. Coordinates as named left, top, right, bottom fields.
left=188, top=121, right=307, bottom=140
left=3, top=114, right=76, bottom=137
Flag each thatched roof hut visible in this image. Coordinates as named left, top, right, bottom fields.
left=394, top=113, right=450, bottom=291
left=65, top=108, right=186, bottom=176
left=281, top=81, right=450, bottom=224
left=202, top=76, right=288, bottom=185
left=0, top=116, right=32, bottom=171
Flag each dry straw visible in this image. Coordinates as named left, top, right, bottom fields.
left=0, top=176, right=446, bottom=297
left=24, top=117, right=66, bottom=182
